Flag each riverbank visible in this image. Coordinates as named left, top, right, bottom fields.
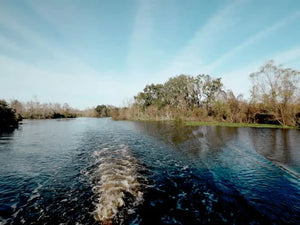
left=115, top=117, right=298, bottom=129
left=184, top=121, right=297, bottom=129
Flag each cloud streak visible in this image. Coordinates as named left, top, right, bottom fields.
left=0, top=3, right=143, bottom=108
left=202, top=11, right=300, bottom=73
left=0, top=54, right=142, bottom=108
left=126, top=0, right=158, bottom=73
left=0, top=3, right=102, bottom=77
left=157, top=0, right=250, bottom=79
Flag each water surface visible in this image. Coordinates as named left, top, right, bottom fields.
left=0, top=118, right=299, bottom=224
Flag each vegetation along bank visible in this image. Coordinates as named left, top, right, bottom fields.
left=111, top=61, right=300, bottom=128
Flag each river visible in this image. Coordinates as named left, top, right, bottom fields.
left=0, top=118, right=299, bottom=224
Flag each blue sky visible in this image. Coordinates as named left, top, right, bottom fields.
left=0, top=0, right=299, bottom=109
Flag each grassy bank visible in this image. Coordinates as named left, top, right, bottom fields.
left=113, top=116, right=298, bottom=129
left=185, top=121, right=297, bottom=129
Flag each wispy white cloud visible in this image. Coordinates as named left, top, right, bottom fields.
left=272, top=46, right=300, bottom=66
left=154, top=0, right=299, bottom=89
left=27, top=0, right=95, bottom=37
left=126, top=0, right=157, bottom=73
left=202, top=11, right=300, bottom=73
left=0, top=55, right=142, bottom=108
left=0, top=3, right=102, bottom=77
left=156, top=0, right=250, bottom=80
left=0, top=34, right=29, bottom=55
left=0, top=3, right=143, bottom=108
left=0, top=6, right=58, bottom=57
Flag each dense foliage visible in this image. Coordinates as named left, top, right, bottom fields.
left=95, top=105, right=112, bottom=117
left=0, top=100, right=21, bottom=131
left=134, top=74, right=223, bottom=111
left=112, top=61, right=300, bottom=127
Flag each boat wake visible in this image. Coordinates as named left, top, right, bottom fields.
left=91, top=145, right=144, bottom=224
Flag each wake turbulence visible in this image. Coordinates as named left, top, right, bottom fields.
left=92, top=145, right=144, bottom=224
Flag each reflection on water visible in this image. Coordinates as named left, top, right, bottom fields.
left=251, top=129, right=300, bottom=175
left=0, top=118, right=299, bottom=224
left=133, top=122, right=242, bottom=158
left=132, top=122, right=300, bottom=224
left=134, top=121, right=300, bottom=174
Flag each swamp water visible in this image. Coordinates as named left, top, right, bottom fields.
left=0, top=118, right=299, bottom=224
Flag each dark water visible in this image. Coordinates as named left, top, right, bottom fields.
left=0, top=118, right=299, bottom=225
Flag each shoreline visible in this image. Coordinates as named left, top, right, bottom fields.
left=113, top=118, right=298, bottom=129
left=184, top=121, right=297, bottom=129
left=18, top=117, right=298, bottom=129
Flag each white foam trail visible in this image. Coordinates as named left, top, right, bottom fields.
left=92, top=145, right=144, bottom=224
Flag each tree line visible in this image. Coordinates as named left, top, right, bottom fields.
left=0, top=99, right=114, bottom=131
left=9, top=100, right=78, bottom=119
left=111, top=61, right=300, bottom=127
left=1, top=60, right=299, bottom=131
left=4, top=100, right=114, bottom=120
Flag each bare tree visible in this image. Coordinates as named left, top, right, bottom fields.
left=250, top=60, right=300, bottom=125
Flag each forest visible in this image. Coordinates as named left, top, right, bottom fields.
left=1, top=60, right=300, bottom=131
left=111, top=61, right=300, bottom=127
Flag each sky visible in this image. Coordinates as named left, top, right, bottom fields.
left=0, top=0, right=299, bottom=109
